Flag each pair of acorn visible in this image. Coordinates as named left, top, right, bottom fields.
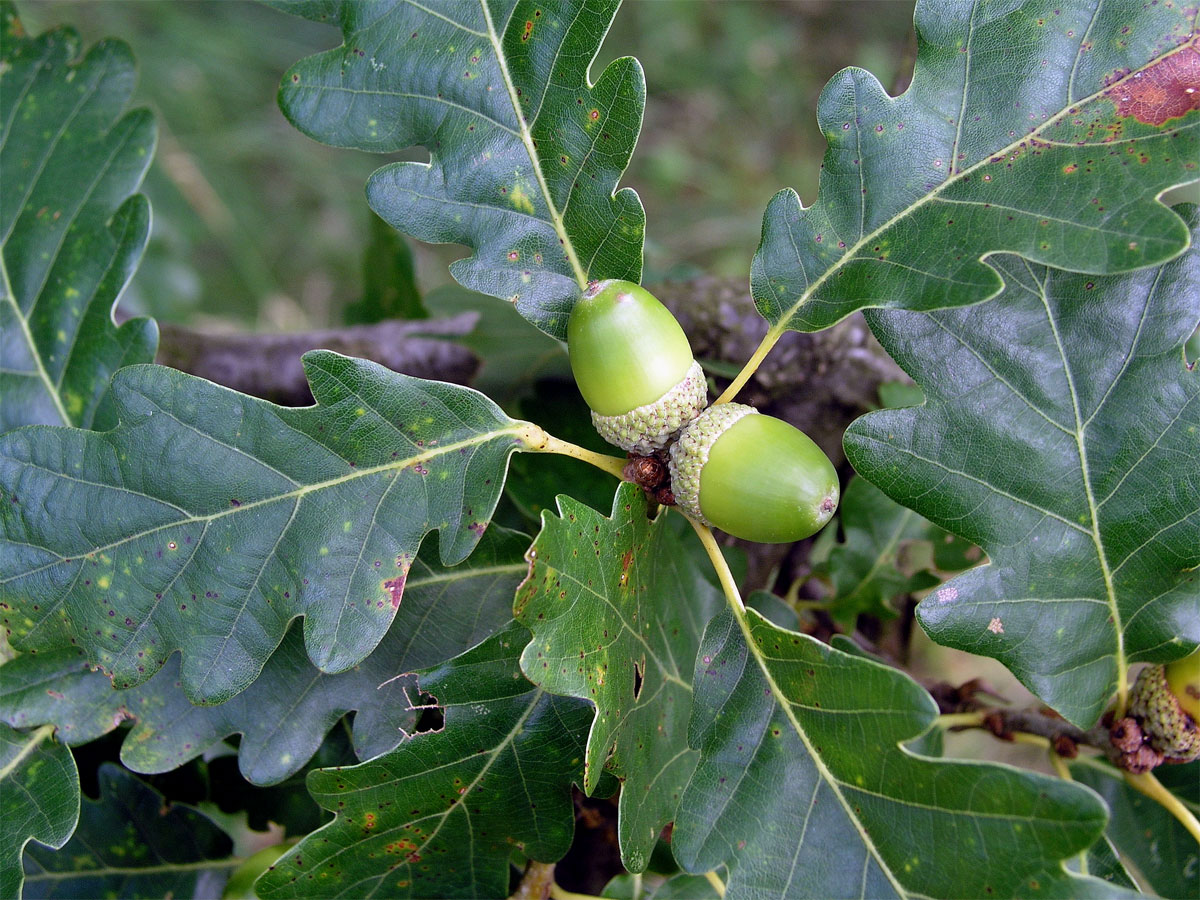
left=568, top=279, right=839, bottom=543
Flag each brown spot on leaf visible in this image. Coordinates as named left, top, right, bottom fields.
left=1106, top=40, right=1200, bottom=125
left=382, top=567, right=409, bottom=609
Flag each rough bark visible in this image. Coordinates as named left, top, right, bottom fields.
left=154, top=313, right=482, bottom=406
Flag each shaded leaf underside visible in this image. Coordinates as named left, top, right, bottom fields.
left=0, top=527, right=528, bottom=785
left=21, top=764, right=238, bottom=900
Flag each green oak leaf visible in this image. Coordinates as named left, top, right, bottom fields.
left=751, top=1, right=1197, bottom=335
left=0, top=3, right=157, bottom=432
left=515, top=485, right=722, bottom=872
left=1072, top=836, right=1137, bottom=895
left=603, top=871, right=722, bottom=899
left=844, top=205, right=1200, bottom=727
left=0, top=723, right=79, bottom=899
left=273, top=0, right=645, bottom=340
left=1072, top=760, right=1199, bottom=899
left=746, top=589, right=800, bottom=632
left=0, top=350, right=542, bottom=704
left=672, top=608, right=1131, bottom=899
left=0, top=526, right=528, bottom=785
left=345, top=212, right=426, bottom=325
left=255, top=622, right=593, bottom=900
left=21, top=764, right=239, bottom=900
left=818, top=475, right=942, bottom=626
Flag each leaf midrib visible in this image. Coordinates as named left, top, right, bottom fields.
left=1034, top=269, right=1127, bottom=708
left=0, top=724, right=55, bottom=782
left=766, top=34, right=1198, bottom=336
left=0, top=253, right=69, bottom=424
left=1, top=424, right=529, bottom=585
left=302, top=687, right=547, bottom=887
left=23, top=857, right=240, bottom=882
left=731, top=610, right=908, bottom=898
left=480, top=0, right=588, bottom=290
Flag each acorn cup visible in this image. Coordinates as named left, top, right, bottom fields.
left=668, top=403, right=839, bottom=544
left=1127, top=649, right=1200, bottom=764
left=568, top=279, right=708, bottom=455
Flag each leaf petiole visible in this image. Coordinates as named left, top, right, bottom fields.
left=704, top=870, right=727, bottom=897
left=713, top=328, right=782, bottom=405
left=1124, top=771, right=1200, bottom=845
left=520, top=423, right=628, bottom=479
left=933, top=712, right=986, bottom=729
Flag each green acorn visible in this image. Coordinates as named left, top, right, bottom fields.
left=668, top=403, right=839, bottom=543
left=568, top=279, right=707, bottom=454
left=1128, top=654, right=1200, bottom=764
left=1165, top=647, right=1200, bottom=720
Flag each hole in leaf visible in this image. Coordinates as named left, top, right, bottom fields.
left=411, top=691, right=444, bottom=734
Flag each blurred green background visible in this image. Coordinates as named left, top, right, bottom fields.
left=18, top=0, right=920, bottom=330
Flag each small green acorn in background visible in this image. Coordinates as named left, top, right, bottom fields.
left=568, top=279, right=708, bottom=454
left=1127, top=648, right=1200, bottom=764
left=669, top=403, right=839, bottom=543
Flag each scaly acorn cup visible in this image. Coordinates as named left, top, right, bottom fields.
left=669, top=403, right=839, bottom=543
left=568, top=279, right=708, bottom=454
left=1165, top=648, right=1200, bottom=720
left=1128, top=655, right=1200, bottom=764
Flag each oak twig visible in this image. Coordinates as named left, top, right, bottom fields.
left=154, top=313, right=482, bottom=405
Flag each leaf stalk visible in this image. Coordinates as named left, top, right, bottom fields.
left=520, top=424, right=627, bottom=479
left=1124, top=771, right=1200, bottom=845
left=713, top=328, right=782, bottom=405
left=704, top=870, right=727, bottom=897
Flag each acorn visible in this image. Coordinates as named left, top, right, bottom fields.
left=668, top=403, right=839, bottom=543
left=1127, top=651, right=1200, bottom=764
left=568, top=279, right=708, bottom=454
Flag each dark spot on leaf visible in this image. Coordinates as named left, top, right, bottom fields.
left=1106, top=40, right=1200, bottom=125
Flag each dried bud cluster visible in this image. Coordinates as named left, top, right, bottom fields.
left=1126, top=662, right=1199, bottom=764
